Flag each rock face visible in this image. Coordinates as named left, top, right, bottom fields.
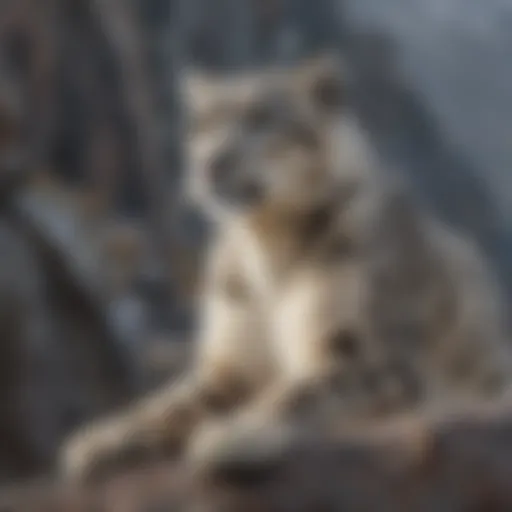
left=338, top=0, right=512, bottom=301
left=193, top=404, right=512, bottom=512
left=0, top=182, right=142, bottom=479
left=4, top=404, right=512, bottom=511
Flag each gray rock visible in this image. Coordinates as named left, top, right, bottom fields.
left=339, top=0, right=512, bottom=299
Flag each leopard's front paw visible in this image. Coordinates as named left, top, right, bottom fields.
left=59, top=418, right=147, bottom=483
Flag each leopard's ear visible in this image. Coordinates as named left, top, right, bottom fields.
left=181, top=67, right=266, bottom=122
left=295, top=51, right=347, bottom=112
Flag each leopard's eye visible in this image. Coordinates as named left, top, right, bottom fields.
left=311, top=72, right=344, bottom=110
left=287, top=120, right=319, bottom=150
left=330, top=329, right=360, bottom=359
left=243, top=101, right=274, bottom=132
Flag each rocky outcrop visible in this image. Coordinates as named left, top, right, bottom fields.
left=4, top=402, right=512, bottom=511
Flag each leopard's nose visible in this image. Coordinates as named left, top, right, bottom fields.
left=209, top=148, right=238, bottom=185
left=237, top=179, right=264, bottom=204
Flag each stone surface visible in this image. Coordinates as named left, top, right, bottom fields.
left=4, top=403, right=512, bottom=511
left=339, top=0, right=512, bottom=299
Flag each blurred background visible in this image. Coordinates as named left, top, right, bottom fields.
left=0, top=0, right=511, bottom=488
